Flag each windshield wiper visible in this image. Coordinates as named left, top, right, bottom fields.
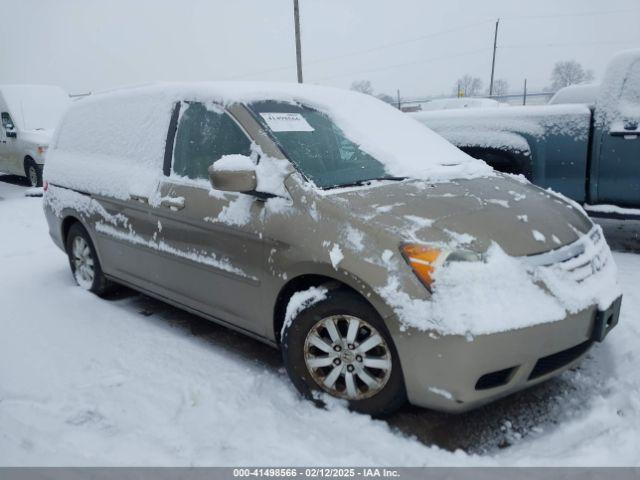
left=325, top=176, right=407, bottom=190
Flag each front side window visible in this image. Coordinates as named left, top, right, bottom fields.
left=1, top=112, right=15, bottom=131
left=248, top=101, right=394, bottom=189
left=172, top=102, right=252, bottom=180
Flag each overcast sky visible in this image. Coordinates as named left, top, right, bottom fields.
left=1, top=0, right=638, bottom=99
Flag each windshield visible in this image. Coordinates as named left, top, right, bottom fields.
left=249, top=100, right=399, bottom=189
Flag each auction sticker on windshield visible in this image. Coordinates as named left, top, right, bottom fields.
left=260, top=112, right=315, bottom=132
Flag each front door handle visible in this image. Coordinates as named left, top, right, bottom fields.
left=610, top=130, right=639, bottom=139
left=130, top=194, right=149, bottom=204
left=160, top=196, right=185, bottom=211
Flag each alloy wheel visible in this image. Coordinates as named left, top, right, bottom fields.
left=71, top=236, right=95, bottom=290
left=28, top=166, right=38, bottom=187
left=303, top=315, right=392, bottom=400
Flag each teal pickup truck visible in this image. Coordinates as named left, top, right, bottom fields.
left=413, top=49, right=640, bottom=218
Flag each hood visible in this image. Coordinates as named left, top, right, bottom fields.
left=320, top=175, right=592, bottom=257
left=19, top=129, right=54, bottom=146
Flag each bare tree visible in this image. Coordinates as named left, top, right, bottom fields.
left=350, top=80, right=374, bottom=95
left=453, top=75, right=483, bottom=97
left=350, top=81, right=397, bottom=107
left=488, top=79, right=509, bottom=97
left=549, top=60, right=595, bottom=92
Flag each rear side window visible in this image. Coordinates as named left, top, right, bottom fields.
left=172, top=102, right=252, bottom=180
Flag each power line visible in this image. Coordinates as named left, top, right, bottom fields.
left=501, top=7, right=640, bottom=21
left=226, top=19, right=493, bottom=80
left=307, top=19, right=493, bottom=65
left=315, top=47, right=491, bottom=82
left=501, top=39, right=639, bottom=49
left=315, top=39, right=636, bottom=82
left=314, top=36, right=635, bottom=83
left=225, top=6, right=640, bottom=83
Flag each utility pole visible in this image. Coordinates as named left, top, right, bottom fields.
left=293, top=0, right=303, bottom=83
left=523, top=78, right=528, bottom=105
left=397, top=89, right=401, bottom=110
left=489, top=18, right=499, bottom=96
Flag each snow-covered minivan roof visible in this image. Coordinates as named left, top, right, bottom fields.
left=47, top=82, right=492, bottom=200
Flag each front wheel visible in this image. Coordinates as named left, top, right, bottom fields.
left=65, top=222, right=114, bottom=296
left=282, top=289, right=406, bottom=417
left=24, top=159, right=43, bottom=187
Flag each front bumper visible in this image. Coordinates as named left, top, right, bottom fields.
left=391, top=296, right=621, bottom=413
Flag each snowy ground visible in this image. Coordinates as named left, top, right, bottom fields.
left=1, top=174, right=639, bottom=466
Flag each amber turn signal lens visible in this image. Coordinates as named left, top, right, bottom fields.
left=400, top=244, right=443, bottom=288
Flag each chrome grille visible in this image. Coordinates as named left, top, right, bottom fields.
left=523, top=226, right=608, bottom=283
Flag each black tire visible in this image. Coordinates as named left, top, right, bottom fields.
left=24, top=158, right=43, bottom=188
left=282, top=288, right=406, bottom=417
left=65, top=222, right=114, bottom=296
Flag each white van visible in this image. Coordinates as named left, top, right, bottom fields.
left=0, top=85, right=70, bottom=186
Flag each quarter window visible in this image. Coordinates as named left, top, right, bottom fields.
left=172, top=102, right=252, bottom=180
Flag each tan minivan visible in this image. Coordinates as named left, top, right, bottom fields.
left=43, top=83, right=622, bottom=416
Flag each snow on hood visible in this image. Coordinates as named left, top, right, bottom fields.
left=46, top=82, right=492, bottom=200
left=19, top=129, right=54, bottom=146
left=321, top=174, right=592, bottom=256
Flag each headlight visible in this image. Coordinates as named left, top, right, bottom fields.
left=400, top=243, right=481, bottom=290
left=37, top=145, right=48, bottom=155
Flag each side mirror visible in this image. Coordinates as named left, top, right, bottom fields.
left=6, top=128, right=16, bottom=138
left=208, top=155, right=257, bottom=193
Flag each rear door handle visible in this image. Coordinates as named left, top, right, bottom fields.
left=160, top=196, right=185, bottom=211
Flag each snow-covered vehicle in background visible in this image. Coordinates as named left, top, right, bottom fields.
left=0, top=85, right=70, bottom=187
left=42, top=82, right=622, bottom=416
left=413, top=49, right=640, bottom=218
left=548, top=83, right=600, bottom=106
left=421, top=97, right=502, bottom=111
